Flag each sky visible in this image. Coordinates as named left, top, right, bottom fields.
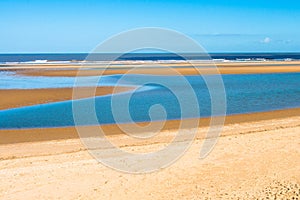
left=0, top=0, right=300, bottom=53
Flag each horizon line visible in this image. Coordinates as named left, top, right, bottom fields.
left=1, top=52, right=300, bottom=54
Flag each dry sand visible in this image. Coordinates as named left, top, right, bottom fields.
left=0, top=113, right=299, bottom=199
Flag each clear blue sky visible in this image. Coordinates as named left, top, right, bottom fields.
left=1, top=0, right=300, bottom=53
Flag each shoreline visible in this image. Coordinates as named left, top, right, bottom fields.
left=1, top=107, right=299, bottom=145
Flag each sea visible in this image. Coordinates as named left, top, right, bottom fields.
left=1, top=53, right=300, bottom=63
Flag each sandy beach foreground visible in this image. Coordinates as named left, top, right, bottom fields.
left=0, top=111, right=299, bottom=199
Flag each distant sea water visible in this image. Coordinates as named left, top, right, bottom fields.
left=1, top=53, right=300, bottom=63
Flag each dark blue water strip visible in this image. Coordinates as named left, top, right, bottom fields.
left=0, top=73, right=300, bottom=129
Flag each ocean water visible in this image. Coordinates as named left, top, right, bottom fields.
left=1, top=53, right=300, bottom=63
left=0, top=73, right=299, bottom=129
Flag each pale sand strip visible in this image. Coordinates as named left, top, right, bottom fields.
left=7, top=65, right=300, bottom=76
left=0, top=114, right=299, bottom=199
left=1, top=61, right=300, bottom=76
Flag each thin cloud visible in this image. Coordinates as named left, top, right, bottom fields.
left=192, top=33, right=262, bottom=37
left=261, top=37, right=271, bottom=44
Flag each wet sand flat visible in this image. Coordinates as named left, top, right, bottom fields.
left=0, top=86, right=133, bottom=110
left=9, top=65, right=300, bottom=77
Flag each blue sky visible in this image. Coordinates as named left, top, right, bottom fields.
left=0, top=0, right=300, bottom=53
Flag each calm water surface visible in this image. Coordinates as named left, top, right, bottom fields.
left=0, top=73, right=299, bottom=129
